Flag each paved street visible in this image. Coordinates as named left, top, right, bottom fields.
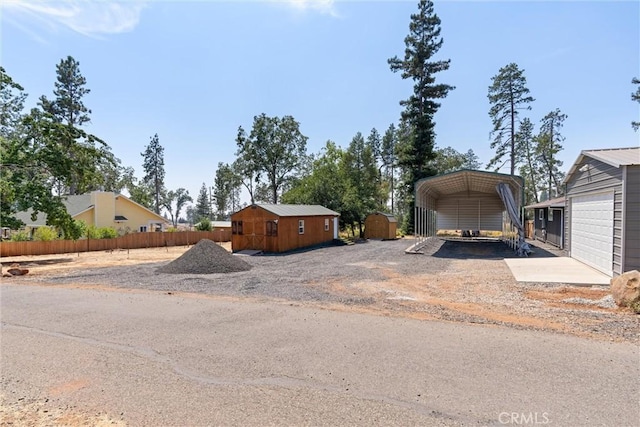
left=1, top=283, right=638, bottom=426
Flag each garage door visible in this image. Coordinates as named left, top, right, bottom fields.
left=570, top=193, right=614, bottom=276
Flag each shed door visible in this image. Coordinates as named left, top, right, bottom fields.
left=570, top=193, right=613, bottom=276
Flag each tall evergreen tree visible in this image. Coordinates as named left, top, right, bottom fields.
left=0, top=66, right=27, bottom=138
left=515, top=118, right=543, bottom=206
left=381, top=124, right=398, bottom=213
left=141, top=133, right=165, bottom=214
left=487, top=63, right=534, bottom=175
left=388, top=0, right=454, bottom=233
left=632, top=77, right=640, bottom=131
left=38, top=56, right=116, bottom=195
left=536, top=109, right=567, bottom=198
left=194, top=183, right=211, bottom=221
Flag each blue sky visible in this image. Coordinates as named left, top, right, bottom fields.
left=2, top=0, right=639, bottom=203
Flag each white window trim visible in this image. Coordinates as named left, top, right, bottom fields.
left=548, top=209, right=554, bottom=222
left=298, top=219, right=305, bottom=235
left=324, top=218, right=329, bottom=231
left=538, top=209, right=544, bottom=220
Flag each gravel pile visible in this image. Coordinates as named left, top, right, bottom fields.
left=156, top=239, right=251, bottom=274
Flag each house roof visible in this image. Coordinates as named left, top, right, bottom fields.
left=415, top=169, right=524, bottom=205
left=211, top=221, right=231, bottom=228
left=12, top=192, right=169, bottom=228
left=563, top=147, right=640, bottom=185
left=249, top=204, right=339, bottom=217
left=524, top=196, right=566, bottom=210
left=368, top=212, right=398, bottom=223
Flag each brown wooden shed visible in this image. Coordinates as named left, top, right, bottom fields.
left=364, top=212, right=397, bottom=240
left=230, top=204, right=340, bottom=253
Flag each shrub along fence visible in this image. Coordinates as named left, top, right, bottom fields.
left=0, top=230, right=231, bottom=257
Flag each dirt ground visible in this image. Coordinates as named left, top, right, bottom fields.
left=2, top=239, right=636, bottom=345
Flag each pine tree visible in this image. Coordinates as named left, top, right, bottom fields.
left=536, top=109, right=567, bottom=197
left=194, top=183, right=211, bottom=221
left=487, top=63, right=535, bottom=175
left=388, top=0, right=454, bottom=233
left=141, top=133, right=165, bottom=214
left=515, top=118, right=543, bottom=205
left=381, top=124, right=398, bottom=213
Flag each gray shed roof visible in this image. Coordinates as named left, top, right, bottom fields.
left=563, top=147, right=640, bottom=185
left=524, top=196, right=566, bottom=210
left=253, top=204, right=339, bottom=217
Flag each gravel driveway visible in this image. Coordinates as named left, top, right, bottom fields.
left=16, top=238, right=638, bottom=343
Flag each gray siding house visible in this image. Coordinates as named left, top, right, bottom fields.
left=563, top=147, right=640, bottom=277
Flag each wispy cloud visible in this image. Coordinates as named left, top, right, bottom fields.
left=2, top=0, right=147, bottom=38
left=278, top=0, right=340, bottom=18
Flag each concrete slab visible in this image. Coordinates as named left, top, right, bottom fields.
left=504, top=257, right=611, bottom=285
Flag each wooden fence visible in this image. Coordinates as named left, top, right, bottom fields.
left=0, top=230, right=231, bottom=257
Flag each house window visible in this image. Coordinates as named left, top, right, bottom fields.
left=266, top=220, right=278, bottom=237
left=548, top=209, right=554, bottom=222
left=232, top=221, right=243, bottom=235
left=324, top=218, right=329, bottom=232
left=139, top=226, right=147, bottom=232
left=298, top=219, right=305, bottom=234
left=538, top=209, right=544, bottom=220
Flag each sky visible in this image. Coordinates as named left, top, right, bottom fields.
left=2, top=0, right=639, bottom=205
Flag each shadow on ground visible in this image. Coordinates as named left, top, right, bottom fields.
left=430, top=239, right=558, bottom=260
left=1, top=258, right=74, bottom=267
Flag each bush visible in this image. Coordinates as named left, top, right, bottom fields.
left=33, top=226, right=58, bottom=241
left=10, top=230, right=30, bottom=241
left=85, top=225, right=117, bottom=239
left=166, top=226, right=178, bottom=233
left=195, top=218, right=211, bottom=231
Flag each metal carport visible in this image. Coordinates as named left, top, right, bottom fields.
left=414, top=170, right=524, bottom=243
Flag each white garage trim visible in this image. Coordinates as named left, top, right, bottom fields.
left=570, top=192, right=614, bottom=276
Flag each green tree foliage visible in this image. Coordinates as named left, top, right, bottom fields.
left=515, top=118, right=543, bottom=206
left=194, top=183, right=211, bottom=221
left=162, top=188, right=192, bottom=227
left=341, top=132, right=381, bottom=237
left=429, top=146, right=481, bottom=175
left=235, top=114, right=308, bottom=204
left=487, top=63, right=535, bottom=175
left=213, top=162, right=241, bottom=220
left=141, top=133, right=165, bottom=214
left=388, top=0, right=454, bottom=233
left=38, top=56, right=117, bottom=195
left=632, top=77, right=640, bottom=131
left=381, top=124, right=398, bottom=213
left=282, top=141, right=345, bottom=213
left=0, top=66, right=27, bottom=138
left=536, top=109, right=567, bottom=198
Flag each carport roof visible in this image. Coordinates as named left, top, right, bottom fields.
left=415, top=169, right=524, bottom=202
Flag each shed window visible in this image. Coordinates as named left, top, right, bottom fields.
left=548, top=209, right=554, bottom=222
left=266, top=220, right=278, bottom=237
left=232, top=221, right=243, bottom=235
left=324, top=218, right=329, bottom=231
left=538, top=209, right=544, bottom=220
left=298, top=219, right=305, bottom=235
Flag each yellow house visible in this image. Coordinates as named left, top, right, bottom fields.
left=15, top=191, right=170, bottom=234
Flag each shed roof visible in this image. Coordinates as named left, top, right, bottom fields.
left=248, top=204, right=339, bottom=217
left=563, top=147, right=640, bottom=184
left=368, top=212, right=397, bottom=223
left=415, top=169, right=524, bottom=204
left=524, top=196, right=566, bottom=210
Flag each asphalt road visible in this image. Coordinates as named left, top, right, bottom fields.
left=1, top=283, right=638, bottom=426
